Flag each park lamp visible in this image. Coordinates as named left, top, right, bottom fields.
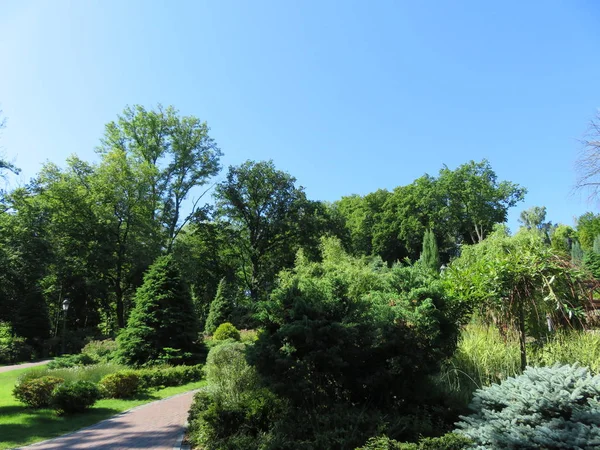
left=62, top=298, right=71, bottom=311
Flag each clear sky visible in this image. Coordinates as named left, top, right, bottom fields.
left=1, top=0, right=599, bottom=232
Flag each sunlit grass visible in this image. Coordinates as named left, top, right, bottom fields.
left=0, top=365, right=205, bottom=449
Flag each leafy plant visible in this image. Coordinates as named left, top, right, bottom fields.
left=136, top=364, right=204, bottom=388
left=50, top=380, right=100, bottom=415
left=456, top=364, right=600, bottom=449
left=99, top=370, right=140, bottom=398
left=212, top=322, right=240, bottom=342
left=13, top=376, right=64, bottom=408
left=81, top=339, right=118, bottom=362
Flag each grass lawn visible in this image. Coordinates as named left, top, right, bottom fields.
left=0, top=366, right=205, bottom=449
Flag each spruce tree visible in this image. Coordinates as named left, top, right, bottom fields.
left=571, top=241, right=584, bottom=264
left=116, top=254, right=201, bottom=366
left=204, top=278, right=233, bottom=334
left=420, top=229, right=440, bottom=271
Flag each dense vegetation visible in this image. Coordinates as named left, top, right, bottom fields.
left=2, top=105, right=600, bottom=448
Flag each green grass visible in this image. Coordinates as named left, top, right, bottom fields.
left=0, top=366, right=205, bottom=450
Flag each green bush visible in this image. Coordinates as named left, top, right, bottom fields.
left=50, top=380, right=100, bottom=415
left=212, top=322, right=240, bottom=342
left=0, top=322, right=34, bottom=364
left=13, top=376, right=64, bottom=408
left=47, top=353, right=98, bottom=369
left=204, top=278, right=235, bottom=334
left=187, top=388, right=283, bottom=450
left=357, top=433, right=471, bottom=450
left=204, top=342, right=257, bottom=404
left=456, top=364, right=600, bottom=449
left=137, top=364, right=203, bottom=389
left=99, top=370, right=141, bottom=398
left=81, top=339, right=118, bottom=362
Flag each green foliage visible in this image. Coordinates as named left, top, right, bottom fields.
left=550, top=224, right=576, bottom=256
left=530, top=331, right=600, bottom=374
left=434, top=324, right=521, bottom=407
left=456, top=364, right=600, bottom=449
left=50, top=380, right=101, bottom=415
left=583, top=250, right=600, bottom=279
left=81, top=339, right=118, bottom=363
left=212, top=322, right=241, bottom=342
left=47, top=353, right=97, bottom=369
left=215, top=160, right=318, bottom=301
left=13, top=376, right=64, bottom=408
left=187, top=387, right=283, bottom=450
left=98, top=370, right=140, bottom=398
left=19, top=363, right=125, bottom=384
left=445, top=227, right=591, bottom=369
left=357, top=433, right=471, bottom=450
left=136, top=364, right=204, bottom=389
left=0, top=322, right=33, bottom=364
left=576, top=212, right=600, bottom=251
left=188, top=342, right=284, bottom=449
left=572, top=240, right=584, bottom=264
left=420, top=229, right=439, bottom=271
left=205, top=278, right=234, bottom=334
left=204, top=341, right=257, bottom=403
left=116, top=254, right=202, bottom=366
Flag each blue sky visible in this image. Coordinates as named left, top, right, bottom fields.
left=1, top=0, right=599, bottom=232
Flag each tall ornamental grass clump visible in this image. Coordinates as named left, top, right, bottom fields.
left=456, top=364, right=600, bottom=449
left=17, top=363, right=125, bottom=384
left=530, top=330, right=600, bottom=374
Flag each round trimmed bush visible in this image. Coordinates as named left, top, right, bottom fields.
left=99, top=370, right=140, bottom=398
left=212, top=322, right=240, bottom=342
left=51, top=380, right=100, bottom=415
left=456, top=364, right=600, bottom=449
left=13, top=376, right=64, bottom=408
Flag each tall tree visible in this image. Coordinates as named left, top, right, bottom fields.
left=576, top=111, right=600, bottom=200
left=438, top=160, right=526, bottom=243
left=98, top=104, right=222, bottom=252
left=214, top=160, right=311, bottom=301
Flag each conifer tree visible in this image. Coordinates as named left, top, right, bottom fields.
left=116, top=254, right=201, bottom=365
left=420, top=229, right=440, bottom=271
left=571, top=241, right=584, bottom=264
left=593, top=235, right=600, bottom=254
left=204, top=278, right=233, bottom=334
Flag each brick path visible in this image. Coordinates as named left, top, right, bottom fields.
left=0, top=360, right=51, bottom=373
left=20, top=391, right=196, bottom=450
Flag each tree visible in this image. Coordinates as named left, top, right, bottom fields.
left=551, top=224, right=576, bottom=256
left=438, top=160, right=526, bottom=243
left=576, top=212, right=600, bottom=251
left=116, top=254, right=201, bottom=366
left=214, top=160, right=312, bottom=301
left=420, top=229, right=440, bottom=271
left=99, top=104, right=222, bottom=252
left=204, top=278, right=234, bottom=334
left=518, top=206, right=552, bottom=235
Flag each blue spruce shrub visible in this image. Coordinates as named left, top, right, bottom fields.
left=456, top=364, right=600, bottom=449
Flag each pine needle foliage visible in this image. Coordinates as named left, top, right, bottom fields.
left=116, top=254, right=201, bottom=366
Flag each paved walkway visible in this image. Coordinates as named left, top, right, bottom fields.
left=0, top=360, right=51, bottom=373
left=20, top=391, right=196, bottom=450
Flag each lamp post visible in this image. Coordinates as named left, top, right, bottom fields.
left=61, top=298, right=71, bottom=355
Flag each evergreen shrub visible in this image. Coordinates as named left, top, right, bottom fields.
left=212, top=322, right=240, bottom=342
left=99, top=370, right=140, bottom=398
left=13, top=376, right=64, bottom=408
left=50, top=380, right=100, bottom=414
left=456, top=364, right=600, bottom=449
left=136, top=364, right=203, bottom=388
left=47, top=353, right=97, bottom=369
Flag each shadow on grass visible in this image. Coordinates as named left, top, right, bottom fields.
left=0, top=407, right=121, bottom=449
